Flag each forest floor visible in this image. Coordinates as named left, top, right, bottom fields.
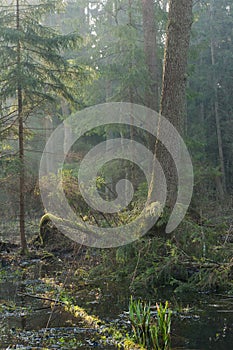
left=1, top=196, right=233, bottom=349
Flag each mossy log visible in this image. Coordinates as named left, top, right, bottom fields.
left=37, top=213, right=80, bottom=253
left=38, top=212, right=104, bottom=252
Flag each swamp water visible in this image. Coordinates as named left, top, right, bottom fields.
left=0, top=256, right=233, bottom=349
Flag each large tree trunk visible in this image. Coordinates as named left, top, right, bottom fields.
left=209, top=0, right=226, bottom=199
left=141, top=0, right=158, bottom=112
left=17, top=0, right=28, bottom=254
left=159, top=0, right=193, bottom=208
left=160, top=0, right=193, bottom=134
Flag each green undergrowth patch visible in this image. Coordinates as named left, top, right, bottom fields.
left=86, top=217, right=233, bottom=295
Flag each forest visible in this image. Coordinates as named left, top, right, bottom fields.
left=0, top=0, right=232, bottom=349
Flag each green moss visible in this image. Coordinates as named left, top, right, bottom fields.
left=62, top=296, right=145, bottom=349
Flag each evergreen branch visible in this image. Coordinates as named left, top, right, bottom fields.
left=0, top=109, right=17, bottom=121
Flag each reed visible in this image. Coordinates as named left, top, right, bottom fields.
left=129, top=297, right=172, bottom=349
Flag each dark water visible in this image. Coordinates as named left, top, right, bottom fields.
left=0, top=255, right=120, bottom=349
left=0, top=260, right=233, bottom=349
left=171, top=294, right=233, bottom=350
left=77, top=284, right=233, bottom=350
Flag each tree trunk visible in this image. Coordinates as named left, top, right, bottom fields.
left=160, top=0, right=193, bottom=134
left=17, top=0, right=28, bottom=254
left=141, top=0, right=158, bottom=112
left=209, top=1, right=226, bottom=198
left=155, top=0, right=193, bottom=208
left=43, top=115, right=55, bottom=173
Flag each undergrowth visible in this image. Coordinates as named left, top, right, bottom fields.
left=87, top=217, right=233, bottom=295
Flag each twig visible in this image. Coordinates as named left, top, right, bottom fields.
left=17, top=292, right=65, bottom=304
left=223, top=224, right=233, bottom=246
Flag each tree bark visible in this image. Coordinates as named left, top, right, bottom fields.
left=17, top=0, right=28, bottom=254
left=158, top=0, right=193, bottom=208
left=160, top=0, right=193, bottom=134
left=209, top=0, right=226, bottom=198
left=141, top=0, right=158, bottom=112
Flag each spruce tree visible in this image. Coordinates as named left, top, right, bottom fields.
left=0, top=0, right=87, bottom=254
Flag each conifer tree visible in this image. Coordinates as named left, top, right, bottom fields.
left=0, top=0, right=87, bottom=253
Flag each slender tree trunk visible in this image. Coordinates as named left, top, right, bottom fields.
left=128, top=0, right=134, bottom=106
left=17, top=0, right=28, bottom=254
left=157, top=0, right=193, bottom=208
left=209, top=1, right=226, bottom=198
left=105, top=4, right=115, bottom=199
left=128, top=0, right=134, bottom=127
left=141, top=0, right=158, bottom=112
